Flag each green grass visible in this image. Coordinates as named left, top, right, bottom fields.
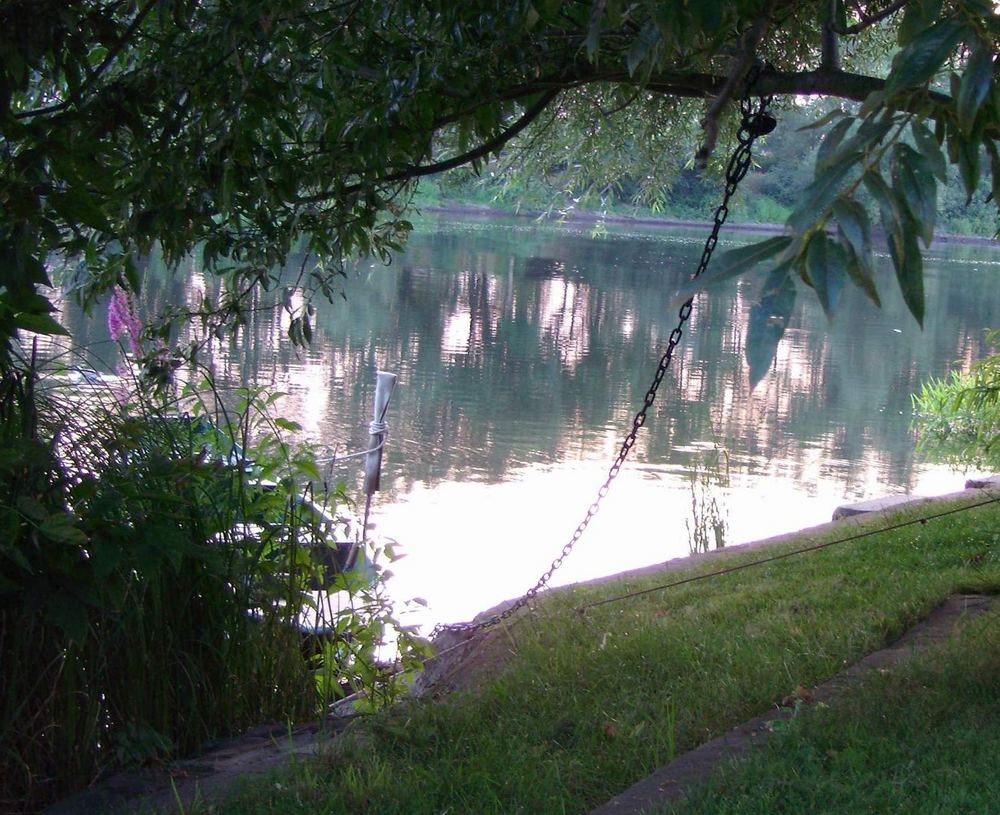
left=657, top=606, right=1000, bottom=814
left=185, top=497, right=1000, bottom=815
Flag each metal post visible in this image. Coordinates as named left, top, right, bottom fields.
left=364, top=371, right=397, bottom=498
left=362, top=371, right=397, bottom=537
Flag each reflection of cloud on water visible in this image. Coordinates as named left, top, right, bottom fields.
left=537, top=277, right=590, bottom=370
left=441, top=307, right=472, bottom=357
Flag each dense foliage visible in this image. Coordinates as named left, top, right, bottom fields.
left=1, top=1, right=999, bottom=383
left=0, top=352, right=425, bottom=812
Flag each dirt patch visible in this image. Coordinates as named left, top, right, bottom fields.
left=41, top=722, right=334, bottom=815
left=587, top=593, right=995, bottom=815
left=409, top=600, right=527, bottom=699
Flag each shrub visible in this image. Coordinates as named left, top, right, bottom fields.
left=912, top=330, right=1000, bottom=470
left=0, top=349, right=424, bottom=812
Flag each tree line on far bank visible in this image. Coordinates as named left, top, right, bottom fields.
left=427, top=103, right=998, bottom=238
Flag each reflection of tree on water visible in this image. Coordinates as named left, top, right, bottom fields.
left=54, top=218, right=1000, bottom=503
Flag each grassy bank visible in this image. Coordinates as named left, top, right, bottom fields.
left=185, top=496, right=1000, bottom=815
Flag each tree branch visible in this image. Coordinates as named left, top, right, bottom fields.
left=696, top=7, right=775, bottom=166
left=381, top=90, right=560, bottom=184
left=297, top=89, right=561, bottom=203
left=457, top=64, right=948, bottom=111
left=822, top=0, right=841, bottom=70
left=833, top=0, right=909, bottom=36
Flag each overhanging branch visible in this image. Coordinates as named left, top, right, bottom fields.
left=424, top=58, right=932, bottom=138
left=298, top=89, right=561, bottom=203
left=379, top=89, right=560, bottom=185
left=294, top=64, right=952, bottom=206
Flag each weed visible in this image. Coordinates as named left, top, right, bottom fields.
left=685, top=446, right=730, bottom=555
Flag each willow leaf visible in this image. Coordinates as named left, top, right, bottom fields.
left=787, top=154, right=859, bottom=233
left=894, top=225, right=925, bottom=327
left=815, top=117, right=856, bottom=171
left=670, top=235, right=792, bottom=307
left=884, top=18, right=965, bottom=96
left=746, top=267, right=796, bottom=389
left=831, top=197, right=872, bottom=263
left=957, top=40, right=994, bottom=136
left=798, top=108, right=846, bottom=132
left=892, top=143, right=937, bottom=246
left=956, top=133, right=981, bottom=204
left=807, top=234, right=847, bottom=320
left=910, top=119, right=948, bottom=182
left=842, top=241, right=881, bottom=307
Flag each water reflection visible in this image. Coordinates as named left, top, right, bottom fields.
left=52, top=215, right=1000, bottom=627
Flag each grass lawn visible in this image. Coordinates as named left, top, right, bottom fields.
left=182, top=495, right=1000, bottom=815
left=657, top=604, right=1000, bottom=814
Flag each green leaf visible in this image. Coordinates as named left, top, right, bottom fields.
left=625, top=20, right=660, bottom=76
left=957, top=39, right=994, bottom=136
left=831, top=197, right=872, bottom=262
left=897, top=0, right=942, bottom=47
left=884, top=19, right=965, bottom=96
left=798, top=108, right=846, bottom=132
left=38, top=513, right=89, bottom=546
left=862, top=170, right=903, bottom=239
left=842, top=240, right=882, bottom=307
left=864, top=166, right=927, bottom=323
left=892, top=143, right=937, bottom=246
left=50, top=188, right=113, bottom=232
left=670, top=235, right=792, bottom=306
left=788, top=153, right=859, bottom=233
left=985, top=140, right=1000, bottom=204
left=910, top=120, right=948, bottom=182
left=858, top=89, right=886, bottom=118
left=294, top=456, right=322, bottom=482
left=955, top=133, right=982, bottom=203
left=806, top=234, right=847, bottom=319
left=123, top=254, right=141, bottom=294
left=815, top=117, right=856, bottom=171
left=14, top=311, right=69, bottom=336
left=894, top=226, right=925, bottom=327
left=274, top=418, right=302, bottom=432
left=746, top=267, right=796, bottom=389
left=868, top=171, right=925, bottom=325
left=16, top=495, right=49, bottom=523
left=585, top=0, right=605, bottom=59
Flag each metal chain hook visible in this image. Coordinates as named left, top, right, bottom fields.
left=432, top=70, right=775, bottom=639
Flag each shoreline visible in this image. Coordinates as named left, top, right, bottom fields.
left=452, top=479, right=1000, bottom=634
left=420, top=201, right=1000, bottom=247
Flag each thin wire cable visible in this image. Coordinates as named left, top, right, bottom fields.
left=315, top=436, right=385, bottom=465
left=574, top=491, right=1000, bottom=614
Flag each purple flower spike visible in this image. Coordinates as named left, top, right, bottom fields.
left=108, top=286, right=143, bottom=357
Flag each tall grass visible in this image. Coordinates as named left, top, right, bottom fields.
left=0, top=349, right=422, bottom=813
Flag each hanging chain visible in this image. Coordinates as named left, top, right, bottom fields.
left=433, top=71, right=775, bottom=638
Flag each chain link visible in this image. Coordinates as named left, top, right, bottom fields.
left=433, top=72, right=775, bottom=638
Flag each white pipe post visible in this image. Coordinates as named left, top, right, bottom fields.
left=364, top=370, right=397, bottom=499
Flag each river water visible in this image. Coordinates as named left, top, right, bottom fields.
left=58, top=213, right=1000, bottom=630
